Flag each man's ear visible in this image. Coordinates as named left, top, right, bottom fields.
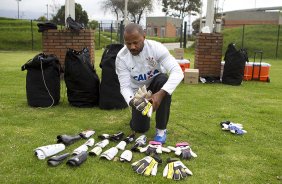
left=143, top=32, right=146, bottom=39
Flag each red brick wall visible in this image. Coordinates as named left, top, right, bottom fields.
left=166, top=22, right=176, bottom=37
left=42, top=29, right=95, bottom=67
left=194, top=33, right=223, bottom=77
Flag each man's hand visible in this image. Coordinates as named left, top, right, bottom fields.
left=129, top=85, right=153, bottom=117
left=149, top=89, right=167, bottom=111
left=134, top=85, right=152, bottom=99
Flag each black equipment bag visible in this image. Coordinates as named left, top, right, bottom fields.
left=37, top=22, right=57, bottom=32
left=66, top=17, right=84, bottom=31
left=21, top=53, right=60, bottom=107
left=99, top=44, right=127, bottom=109
left=64, top=48, right=100, bottom=107
left=222, top=43, right=249, bottom=85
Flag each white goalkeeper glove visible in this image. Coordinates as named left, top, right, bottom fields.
left=129, top=85, right=153, bottom=117
left=163, top=158, right=193, bottom=180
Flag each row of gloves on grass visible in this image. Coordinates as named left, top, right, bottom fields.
left=34, top=131, right=197, bottom=164
left=35, top=139, right=194, bottom=180
left=35, top=133, right=197, bottom=162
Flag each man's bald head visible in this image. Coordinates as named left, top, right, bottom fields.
left=124, top=23, right=144, bottom=35
left=123, top=23, right=146, bottom=56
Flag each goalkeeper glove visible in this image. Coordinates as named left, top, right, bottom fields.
left=116, top=133, right=135, bottom=150
left=120, top=150, right=133, bottom=162
left=140, top=141, right=171, bottom=155
left=34, top=143, right=65, bottom=160
left=131, top=156, right=159, bottom=176
left=66, top=151, right=87, bottom=167
left=98, top=132, right=124, bottom=141
left=89, top=139, right=109, bottom=156
left=131, top=135, right=147, bottom=152
left=129, top=85, right=153, bottom=117
left=47, top=153, right=70, bottom=166
left=221, top=121, right=247, bottom=135
left=167, top=142, right=197, bottom=160
left=163, top=158, right=193, bottom=180
left=79, top=129, right=95, bottom=139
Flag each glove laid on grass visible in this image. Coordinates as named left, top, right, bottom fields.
left=57, top=134, right=81, bottom=146
left=66, top=151, right=87, bottom=167
left=100, top=147, right=119, bottom=160
left=163, top=158, right=193, bottom=180
left=100, top=135, right=135, bottom=160
left=131, top=155, right=159, bottom=176
left=140, top=141, right=171, bottom=155
left=34, top=143, right=65, bottom=160
left=129, top=85, right=153, bottom=117
left=98, top=131, right=124, bottom=142
left=57, top=129, right=95, bottom=146
left=221, top=121, right=247, bottom=135
left=131, top=135, right=147, bottom=152
left=89, top=139, right=109, bottom=156
left=79, top=129, right=95, bottom=139
left=47, top=153, right=70, bottom=166
left=72, top=138, right=95, bottom=155
left=167, top=142, right=197, bottom=160
left=116, top=133, right=135, bottom=150
left=120, top=150, right=133, bottom=162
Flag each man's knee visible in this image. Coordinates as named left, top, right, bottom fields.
left=130, top=120, right=149, bottom=133
left=149, top=74, right=168, bottom=92
left=156, top=73, right=168, bottom=85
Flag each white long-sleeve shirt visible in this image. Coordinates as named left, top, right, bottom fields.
left=115, top=39, right=184, bottom=105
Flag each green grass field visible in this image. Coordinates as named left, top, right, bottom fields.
left=0, top=50, right=281, bottom=183
left=0, top=18, right=42, bottom=50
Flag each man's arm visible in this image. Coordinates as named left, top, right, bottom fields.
left=115, top=57, right=134, bottom=105
left=151, top=43, right=184, bottom=111
left=149, top=89, right=167, bottom=111
left=160, top=54, right=184, bottom=95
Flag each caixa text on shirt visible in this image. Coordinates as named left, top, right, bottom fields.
left=133, top=69, right=160, bottom=81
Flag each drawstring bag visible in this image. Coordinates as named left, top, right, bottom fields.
left=99, top=44, right=127, bottom=109
left=222, top=43, right=249, bottom=85
left=21, top=53, right=60, bottom=107
left=64, top=48, right=100, bottom=107
left=66, top=17, right=84, bottom=31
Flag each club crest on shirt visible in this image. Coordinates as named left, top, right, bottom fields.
left=146, top=57, right=157, bottom=67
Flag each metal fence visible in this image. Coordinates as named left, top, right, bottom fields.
left=1, top=18, right=281, bottom=59
left=96, top=22, right=123, bottom=49
left=222, top=24, right=281, bottom=59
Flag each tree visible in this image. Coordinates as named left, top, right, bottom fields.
left=162, top=0, right=201, bottom=19
left=37, top=16, right=47, bottom=22
left=52, top=3, right=89, bottom=26
left=49, top=0, right=61, bottom=19
left=192, top=17, right=200, bottom=34
left=128, top=0, right=153, bottom=24
left=102, top=0, right=124, bottom=21
left=102, top=0, right=154, bottom=24
left=89, top=20, right=99, bottom=29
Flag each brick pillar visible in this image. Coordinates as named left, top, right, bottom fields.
left=42, top=29, right=95, bottom=67
left=194, top=33, right=223, bottom=77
